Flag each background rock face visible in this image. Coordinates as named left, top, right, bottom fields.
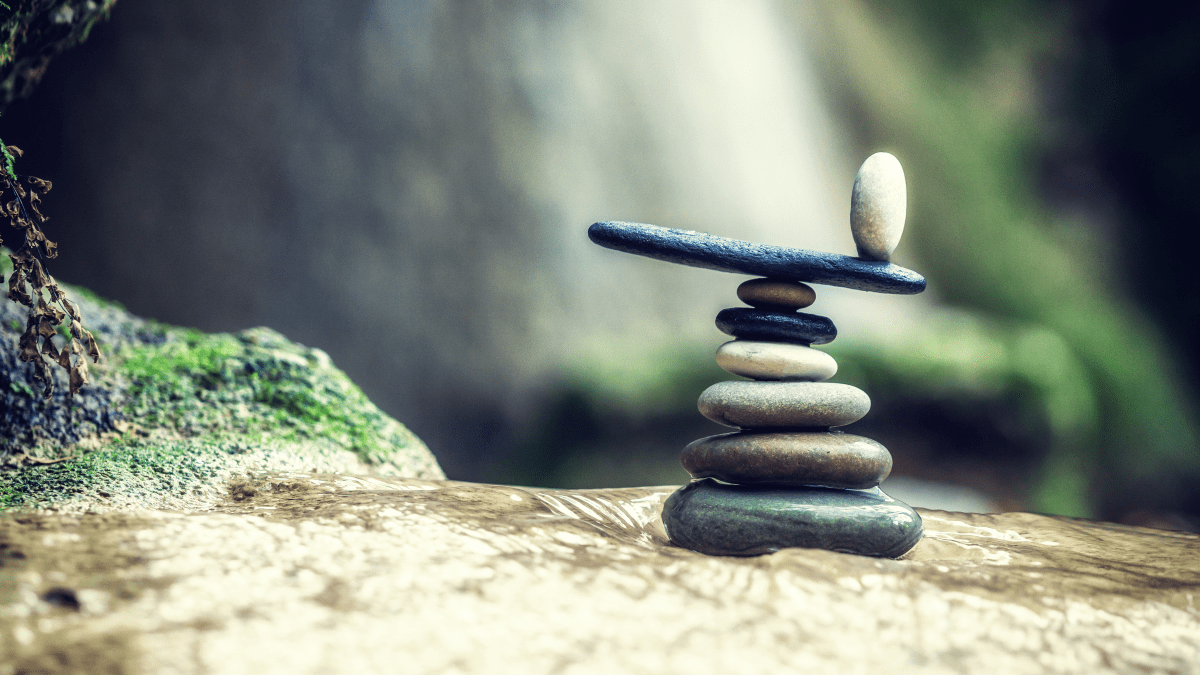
left=1, top=477, right=1196, bottom=674
left=3, top=0, right=892, bottom=481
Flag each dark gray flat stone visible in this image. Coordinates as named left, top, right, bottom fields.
left=716, top=308, right=836, bottom=345
left=662, top=479, right=923, bottom=558
left=588, top=221, right=926, bottom=294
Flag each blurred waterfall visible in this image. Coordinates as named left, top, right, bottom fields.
left=6, top=0, right=929, bottom=479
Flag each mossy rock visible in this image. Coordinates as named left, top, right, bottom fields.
left=1, top=0, right=118, bottom=113
left=0, top=263, right=443, bottom=511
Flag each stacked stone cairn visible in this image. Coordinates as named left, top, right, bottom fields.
left=588, top=152, right=925, bottom=558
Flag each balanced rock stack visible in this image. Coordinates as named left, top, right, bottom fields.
left=589, top=152, right=925, bottom=558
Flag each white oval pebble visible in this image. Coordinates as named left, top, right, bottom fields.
left=715, top=340, right=837, bottom=382
left=850, top=152, right=906, bottom=261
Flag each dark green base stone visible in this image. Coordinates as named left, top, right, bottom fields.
left=662, top=479, right=923, bottom=558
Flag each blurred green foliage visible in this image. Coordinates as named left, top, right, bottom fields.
left=514, top=1, right=1200, bottom=523
left=802, top=1, right=1199, bottom=518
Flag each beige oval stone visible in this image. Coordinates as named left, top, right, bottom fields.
left=736, top=278, right=816, bottom=310
left=715, top=340, right=837, bottom=381
left=681, top=430, right=892, bottom=488
left=698, top=381, right=869, bottom=429
left=850, top=152, right=906, bottom=261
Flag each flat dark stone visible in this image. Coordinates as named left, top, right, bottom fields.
left=716, top=308, right=836, bottom=345
left=662, top=479, right=923, bottom=558
left=588, top=221, right=926, bottom=294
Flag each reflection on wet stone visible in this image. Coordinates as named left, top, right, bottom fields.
left=3, top=475, right=1196, bottom=673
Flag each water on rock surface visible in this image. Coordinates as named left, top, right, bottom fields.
left=1, top=476, right=1197, bottom=674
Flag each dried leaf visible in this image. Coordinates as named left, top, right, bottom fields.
left=13, top=182, right=25, bottom=199
left=70, top=319, right=82, bottom=339
left=18, top=329, right=41, bottom=362
left=6, top=145, right=23, bottom=158
left=70, top=357, right=89, bottom=396
left=56, top=343, right=72, bottom=369
left=40, top=298, right=65, bottom=324
left=37, top=318, right=57, bottom=338
left=27, top=177, right=51, bottom=193
left=41, top=335, right=60, bottom=361
left=69, top=337, right=82, bottom=355
left=43, top=239, right=57, bottom=259
left=83, top=329, right=100, bottom=362
left=62, top=298, right=80, bottom=321
left=7, top=271, right=32, bottom=307
left=4, top=200, right=17, bottom=216
left=29, top=201, right=46, bottom=223
left=29, top=258, right=50, bottom=288
left=34, top=358, right=54, bottom=399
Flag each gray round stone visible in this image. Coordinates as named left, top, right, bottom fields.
left=715, top=340, right=838, bottom=382
left=850, top=152, right=906, bottom=262
left=697, top=381, right=869, bottom=428
left=736, top=278, right=816, bottom=310
left=681, top=430, right=892, bottom=488
left=662, top=478, right=923, bottom=557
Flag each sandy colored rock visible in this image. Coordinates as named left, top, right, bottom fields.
left=682, top=430, right=892, bottom=488
left=716, top=340, right=837, bottom=381
left=736, top=278, right=816, bottom=310
left=850, top=152, right=907, bottom=261
left=698, top=381, right=869, bottom=429
left=1, top=474, right=1197, bottom=674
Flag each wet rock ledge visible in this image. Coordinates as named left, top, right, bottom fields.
left=0, top=476, right=1197, bottom=674
left=1, top=277, right=1197, bottom=674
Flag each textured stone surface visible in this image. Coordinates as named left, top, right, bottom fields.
left=663, top=479, right=922, bottom=557
left=0, top=262, right=443, bottom=509
left=737, top=278, right=816, bottom=310
left=715, top=340, right=838, bottom=381
left=697, top=381, right=869, bottom=429
left=851, top=152, right=907, bottom=262
left=1, top=475, right=1198, bottom=674
left=715, top=308, right=837, bottom=345
left=681, top=430, right=892, bottom=488
left=589, top=221, right=926, bottom=294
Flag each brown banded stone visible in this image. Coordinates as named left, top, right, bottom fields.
left=680, top=430, right=892, bottom=489
left=736, top=278, right=816, bottom=310
left=697, top=381, right=869, bottom=429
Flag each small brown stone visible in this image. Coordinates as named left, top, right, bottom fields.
left=736, top=278, right=816, bottom=310
left=697, top=381, right=869, bottom=429
left=681, top=430, right=892, bottom=489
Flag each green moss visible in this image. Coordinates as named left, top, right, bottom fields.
left=0, top=323, right=438, bottom=510
left=115, top=327, right=422, bottom=466
left=0, top=436, right=308, bottom=510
